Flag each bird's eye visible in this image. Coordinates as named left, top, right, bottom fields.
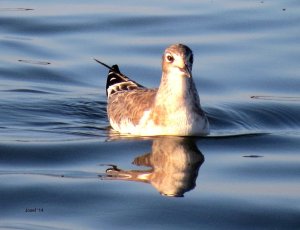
left=166, top=54, right=174, bottom=63
left=189, top=55, right=194, bottom=64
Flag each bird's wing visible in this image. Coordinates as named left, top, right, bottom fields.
left=94, top=59, right=144, bottom=97
left=106, top=64, right=145, bottom=97
left=107, top=88, right=157, bottom=127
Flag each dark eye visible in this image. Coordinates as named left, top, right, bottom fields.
left=166, top=54, right=174, bottom=63
left=189, top=55, right=193, bottom=64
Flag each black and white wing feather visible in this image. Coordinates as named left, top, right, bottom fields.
left=94, top=59, right=144, bottom=97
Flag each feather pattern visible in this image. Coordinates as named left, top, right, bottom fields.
left=94, top=59, right=143, bottom=97
left=106, top=65, right=144, bottom=97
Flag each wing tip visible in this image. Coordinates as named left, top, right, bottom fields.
left=94, top=58, right=143, bottom=97
left=106, top=65, right=124, bottom=97
left=110, top=64, right=120, bottom=74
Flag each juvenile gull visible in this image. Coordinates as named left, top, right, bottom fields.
left=95, top=44, right=209, bottom=136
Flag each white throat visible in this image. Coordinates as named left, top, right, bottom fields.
left=156, top=70, right=197, bottom=108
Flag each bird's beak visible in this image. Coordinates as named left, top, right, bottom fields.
left=179, top=64, right=192, bottom=78
left=184, top=64, right=192, bottom=78
left=177, top=59, right=192, bottom=78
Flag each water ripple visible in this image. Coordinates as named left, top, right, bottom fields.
left=0, top=8, right=34, bottom=11
left=0, top=93, right=108, bottom=141
left=207, top=100, right=300, bottom=136
left=18, top=59, right=51, bottom=65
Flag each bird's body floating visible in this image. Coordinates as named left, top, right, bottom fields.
left=95, top=44, right=209, bottom=136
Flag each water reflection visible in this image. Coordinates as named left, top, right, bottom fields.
left=101, top=137, right=204, bottom=197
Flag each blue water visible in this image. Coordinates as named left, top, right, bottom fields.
left=1, top=0, right=300, bottom=229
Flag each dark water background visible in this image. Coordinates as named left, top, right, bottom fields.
left=1, top=0, right=300, bottom=229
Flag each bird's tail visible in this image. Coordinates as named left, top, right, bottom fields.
left=94, top=58, right=144, bottom=97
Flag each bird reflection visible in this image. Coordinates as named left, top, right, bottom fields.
left=101, top=137, right=204, bottom=197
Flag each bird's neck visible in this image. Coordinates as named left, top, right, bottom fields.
left=149, top=73, right=203, bottom=129
left=155, top=73, right=200, bottom=109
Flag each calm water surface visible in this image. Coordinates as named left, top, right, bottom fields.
left=0, top=0, right=300, bottom=229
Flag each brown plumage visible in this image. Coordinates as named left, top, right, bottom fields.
left=108, top=89, right=157, bottom=126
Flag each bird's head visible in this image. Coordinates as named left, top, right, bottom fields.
left=162, top=44, right=193, bottom=78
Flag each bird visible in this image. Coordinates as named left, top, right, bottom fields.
left=94, top=43, right=209, bottom=136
